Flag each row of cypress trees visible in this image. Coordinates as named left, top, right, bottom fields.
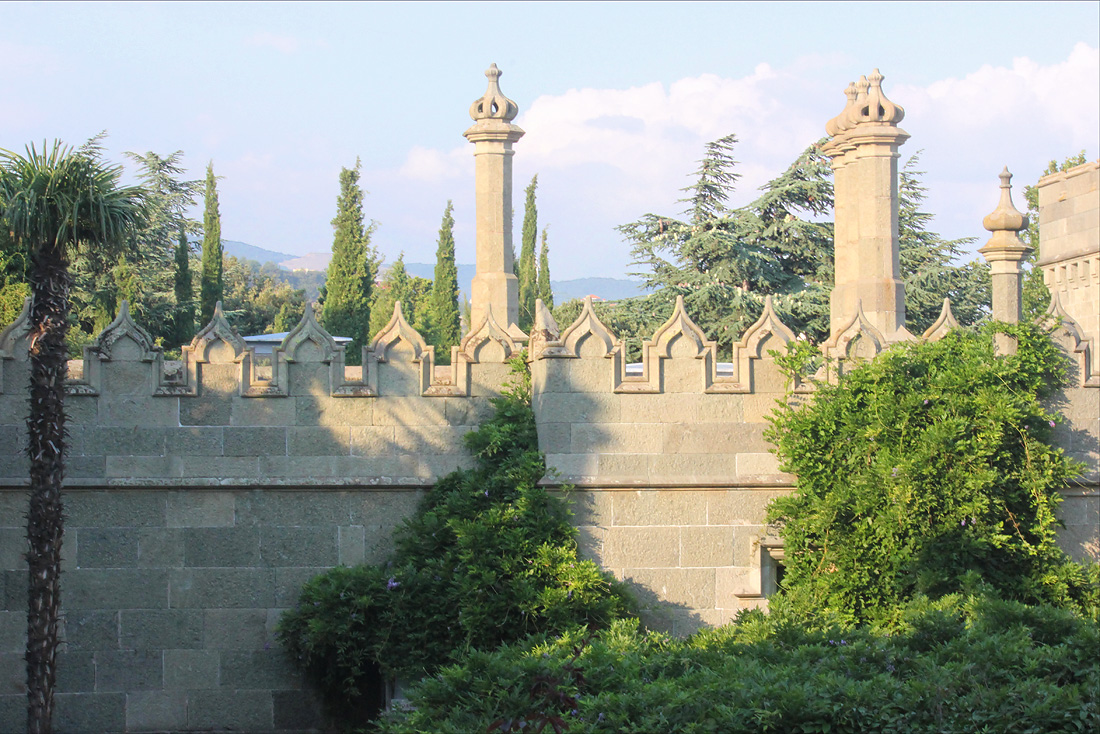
left=323, top=165, right=554, bottom=363
left=517, top=174, right=554, bottom=332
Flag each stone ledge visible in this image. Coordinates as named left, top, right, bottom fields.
left=538, top=477, right=795, bottom=489
left=0, top=478, right=431, bottom=489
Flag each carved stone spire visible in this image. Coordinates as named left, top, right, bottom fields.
left=979, top=168, right=1031, bottom=346
left=821, top=69, right=910, bottom=342
left=464, top=64, right=526, bottom=339
left=469, top=63, right=519, bottom=122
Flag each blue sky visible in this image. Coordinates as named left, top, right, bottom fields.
left=2, top=1, right=1097, bottom=280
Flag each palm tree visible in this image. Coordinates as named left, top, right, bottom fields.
left=0, top=142, right=143, bottom=734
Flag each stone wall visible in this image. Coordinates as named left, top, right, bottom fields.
left=0, top=488, right=417, bottom=733
left=0, top=288, right=1097, bottom=732
left=1039, top=160, right=1100, bottom=385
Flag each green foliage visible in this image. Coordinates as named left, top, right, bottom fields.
left=621, top=136, right=834, bottom=350
left=369, top=254, right=432, bottom=339
left=1022, top=152, right=1089, bottom=320
left=220, top=256, right=305, bottom=336
left=379, top=593, right=1099, bottom=733
left=537, top=227, right=553, bottom=310
left=898, top=152, right=988, bottom=332
left=766, top=323, right=1096, bottom=624
left=172, top=224, right=195, bottom=347
left=277, top=356, right=634, bottom=726
left=0, top=224, right=30, bottom=325
left=323, top=159, right=378, bottom=365
left=427, top=200, right=461, bottom=361
left=519, top=175, right=539, bottom=332
left=199, top=162, right=223, bottom=325
left=109, top=150, right=201, bottom=345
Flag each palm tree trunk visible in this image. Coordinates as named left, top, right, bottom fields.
left=25, top=245, right=70, bottom=734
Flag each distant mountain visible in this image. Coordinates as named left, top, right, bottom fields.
left=213, top=240, right=646, bottom=303
left=279, top=253, right=332, bottom=271
left=221, top=240, right=296, bottom=266
left=551, top=277, right=647, bottom=302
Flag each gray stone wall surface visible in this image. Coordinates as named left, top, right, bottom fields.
left=0, top=287, right=1096, bottom=732
left=0, top=488, right=420, bottom=733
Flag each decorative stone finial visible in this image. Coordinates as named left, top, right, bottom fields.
left=469, top=63, right=519, bottom=122
left=826, top=82, right=859, bottom=136
left=982, top=167, right=1029, bottom=233
left=825, top=69, right=905, bottom=137
left=857, top=69, right=904, bottom=125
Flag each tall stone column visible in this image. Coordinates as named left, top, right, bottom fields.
left=822, top=70, right=910, bottom=339
left=979, top=168, right=1031, bottom=353
left=464, top=64, right=525, bottom=337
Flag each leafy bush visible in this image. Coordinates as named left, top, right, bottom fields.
left=277, top=354, right=635, bottom=726
left=378, top=593, right=1099, bottom=733
left=766, top=322, right=1098, bottom=624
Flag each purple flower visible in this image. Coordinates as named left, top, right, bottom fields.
left=387, top=577, right=400, bottom=591
left=961, top=518, right=967, bottom=526
left=891, top=467, right=899, bottom=478
left=1049, top=420, right=1056, bottom=428
left=483, top=489, right=490, bottom=497
left=923, top=399, right=929, bottom=405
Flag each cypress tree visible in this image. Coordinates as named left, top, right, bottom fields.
left=173, top=224, right=194, bottom=346
left=323, top=159, right=376, bottom=365
left=428, top=201, right=461, bottom=360
left=370, top=255, right=410, bottom=339
left=199, top=162, right=222, bottom=325
left=537, top=226, right=553, bottom=310
left=518, top=174, right=538, bottom=331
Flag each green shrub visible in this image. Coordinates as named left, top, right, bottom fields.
left=766, top=322, right=1098, bottom=624
left=378, top=594, right=1100, bottom=733
left=277, top=353, right=635, bottom=726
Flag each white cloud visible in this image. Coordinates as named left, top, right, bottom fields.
left=385, top=47, right=1099, bottom=279
left=894, top=42, right=1099, bottom=151
left=245, top=31, right=301, bottom=54
left=398, top=145, right=468, bottom=183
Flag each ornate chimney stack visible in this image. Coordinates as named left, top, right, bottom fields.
left=464, top=64, right=526, bottom=337
left=979, top=167, right=1031, bottom=353
left=822, top=69, right=910, bottom=340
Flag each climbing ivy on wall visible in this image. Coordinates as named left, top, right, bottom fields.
left=277, top=353, right=635, bottom=726
left=766, top=323, right=1099, bottom=625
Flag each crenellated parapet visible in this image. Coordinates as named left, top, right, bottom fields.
left=0, top=300, right=526, bottom=488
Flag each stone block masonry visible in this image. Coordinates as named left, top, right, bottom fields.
left=0, top=489, right=418, bottom=733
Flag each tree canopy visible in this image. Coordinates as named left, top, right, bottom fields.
left=766, top=323, right=1097, bottom=624
left=323, top=159, right=378, bottom=365
left=427, top=200, right=461, bottom=360
left=199, top=162, right=223, bottom=325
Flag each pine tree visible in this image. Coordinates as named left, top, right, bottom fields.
left=173, top=224, right=194, bottom=346
left=621, top=135, right=831, bottom=349
left=199, top=162, right=223, bottom=325
left=537, top=226, right=553, bottom=310
left=323, top=159, right=377, bottom=365
left=897, top=152, right=987, bottom=331
left=70, top=148, right=199, bottom=342
left=428, top=201, right=461, bottom=360
left=518, top=175, right=538, bottom=331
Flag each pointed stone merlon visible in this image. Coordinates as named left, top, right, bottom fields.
left=979, top=168, right=1031, bottom=336
left=1035, top=160, right=1099, bottom=368
left=465, top=63, right=525, bottom=334
left=822, top=69, right=909, bottom=341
